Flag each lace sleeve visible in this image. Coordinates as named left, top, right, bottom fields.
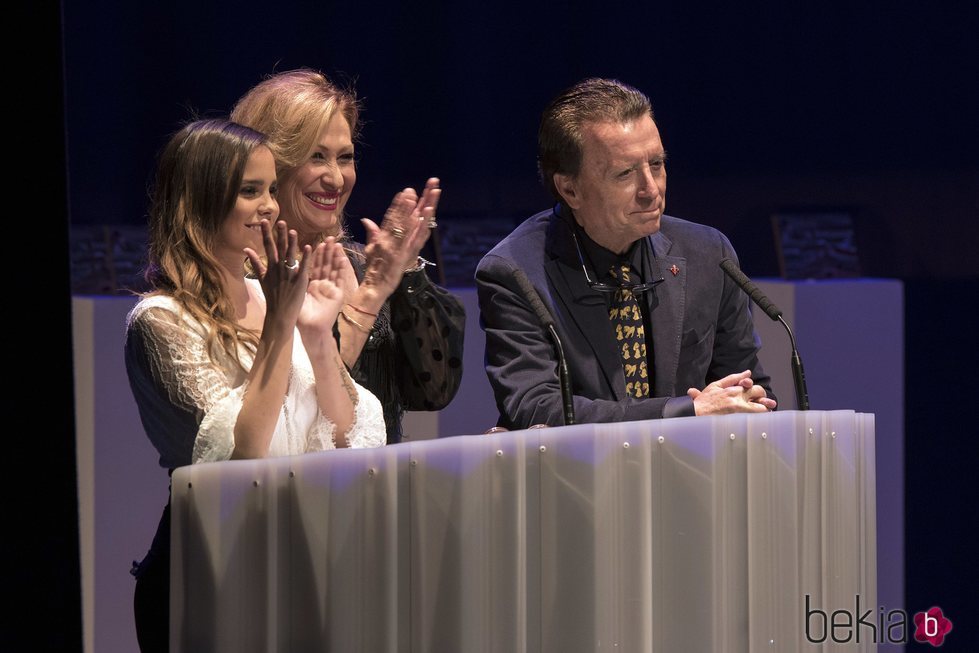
left=127, top=299, right=251, bottom=465
left=302, top=376, right=386, bottom=451
left=343, top=382, right=387, bottom=449
left=193, top=387, right=248, bottom=463
left=388, top=270, right=466, bottom=410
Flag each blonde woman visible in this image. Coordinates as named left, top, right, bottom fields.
left=232, top=69, right=465, bottom=443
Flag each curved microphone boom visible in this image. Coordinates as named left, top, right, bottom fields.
left=512, top=269, right=576, bottom=425
left=719, top=259, right=810, bottom=411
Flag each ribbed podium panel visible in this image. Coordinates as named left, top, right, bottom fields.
left=171, top=410, right=876, bottom=652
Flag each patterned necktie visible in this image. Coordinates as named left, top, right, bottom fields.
left=609, top=264, right=649, bottom=398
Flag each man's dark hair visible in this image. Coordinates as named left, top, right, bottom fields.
left=537, top=78, right=654, bottom=200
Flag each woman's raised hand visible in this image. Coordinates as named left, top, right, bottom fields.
left=245, top=219, right=311, bottom=330
left=359, top=177, right=441, bottom=297
left=298, top=237, right=349, bottom=337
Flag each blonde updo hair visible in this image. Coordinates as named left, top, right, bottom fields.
left=231, top=68, right=361, bottom=239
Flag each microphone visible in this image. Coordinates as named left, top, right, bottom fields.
left=719, top=259, right=810, bottom=411
left=512, top=269, right=576, bottom=425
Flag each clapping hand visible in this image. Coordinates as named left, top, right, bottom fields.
left=245, top=219, right=311, bottom=330
left=298, top=237, right=348, bottom=339
left=359, top=177, right=441, bottom=297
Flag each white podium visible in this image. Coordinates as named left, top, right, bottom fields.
left=73, top=279, right=901, bottom=652
left=171, top=410, right=876, bottom=652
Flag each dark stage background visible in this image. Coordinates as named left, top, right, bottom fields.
left=32, top=1, right=979, bottom=650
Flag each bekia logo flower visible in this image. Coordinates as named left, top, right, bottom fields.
left=913, top=606, right=952, bottom=647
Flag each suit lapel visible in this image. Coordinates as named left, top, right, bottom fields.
left=646, top=231, right=685, bottom=397
left=545, top=216, right=625, bottom=400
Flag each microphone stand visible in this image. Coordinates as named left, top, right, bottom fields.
left=512, top=269, right=576, bottom=425
left=777, top=315, right=810, bottom=411
left=547, top=323, right=576, bottom=426
left=719, top=259, right=810, bottom=410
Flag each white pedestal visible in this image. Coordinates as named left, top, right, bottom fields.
left=73, top=278, right=904, bottom=652
left=753, top=278, right=904, bottom=636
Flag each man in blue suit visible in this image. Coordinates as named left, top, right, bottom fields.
left=476, top=78, right=776, bottom=429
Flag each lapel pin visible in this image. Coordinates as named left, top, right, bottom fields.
left=670, top=264, right=680, bottom=276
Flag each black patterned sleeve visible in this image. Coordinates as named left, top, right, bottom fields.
left=387, top=268, right=466, bottom=411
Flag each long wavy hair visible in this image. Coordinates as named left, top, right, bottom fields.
left=230, top=68, right=361, bottom=241
left=144, top=118, right=268, bottom=368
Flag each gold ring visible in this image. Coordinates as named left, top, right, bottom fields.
left=391, top=227, right=405, bottom=239
left=283, top=260, right=299, bottom=270
left=427, top=220, right=438, bottom=229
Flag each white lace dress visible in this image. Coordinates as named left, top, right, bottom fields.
left=124, top=283, right=386, bottom=469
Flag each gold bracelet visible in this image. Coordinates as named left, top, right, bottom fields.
left=340, top=310, right=373, bottom=334
left=345, top=302, right=378, bottom=318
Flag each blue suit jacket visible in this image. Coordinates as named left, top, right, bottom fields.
left=475, top=207, right=774, bottom=429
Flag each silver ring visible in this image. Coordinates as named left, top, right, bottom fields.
left=427, top=219, right=438, bottom=229
left=391, top=226, right=405, bottom=239
left=284, top=259, right=299, bottom=270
